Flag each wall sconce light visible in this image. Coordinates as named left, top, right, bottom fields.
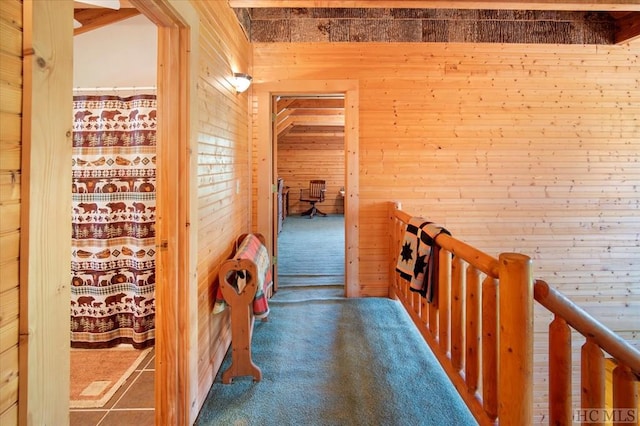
left=232, top=73, right=252, bottom=93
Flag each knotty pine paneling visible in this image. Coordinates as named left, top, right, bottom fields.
left=188, top=0, right=254, bottom=412
left=252, top=41, right=639, bottom=423
left=0, top=0, right=21, bottom=423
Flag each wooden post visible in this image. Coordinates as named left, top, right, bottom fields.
left=549, top=315, right=572, bottom=425
left=612, top=364, right=638, bottom=426
left=498, top=253, right=533, bottom=425
left=581, top=339, right=605, bottom=426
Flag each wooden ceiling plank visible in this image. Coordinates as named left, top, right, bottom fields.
left=288, top=132, right=345, bottom=137
left=290, top=109, right=345, bottom=116
left=288, top=99, right=345, bottom=109
left=228, top=1, right=640, bottom=12
left=290, top=116, right=345, bottom=126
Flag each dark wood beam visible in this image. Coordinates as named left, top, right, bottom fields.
left=613, top=12, right=640, bottom=43
left=229, top=1, right=640, bottom=12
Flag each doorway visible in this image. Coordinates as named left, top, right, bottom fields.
left=254, top=80, right=359, bottom=297
left=68, top=1, right=194, bottom=424
left=273, top=95, right=346, bottom=291
left=70, top=11, right=157, bottom=423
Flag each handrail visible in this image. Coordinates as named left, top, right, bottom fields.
left=393, top=206, right=500, bottom=278
left=534, top=279, right=640, bottom=376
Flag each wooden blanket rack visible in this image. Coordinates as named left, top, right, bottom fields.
left=218, top=233, right=271, bottom=384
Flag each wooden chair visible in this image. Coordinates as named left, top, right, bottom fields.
left=299, top=180, right=327, bottom=218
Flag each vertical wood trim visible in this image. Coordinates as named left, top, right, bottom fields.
left=18, top=1, right=31, bottom=424
left=344, top=87, right=359, bottom=298
left=256, top=90, right=273, bottom=254
left=21, top=1, right=73, bottom=424
left=155, top=26, right=177, bottom=426
left=271, top=95, right=279, bottom=292
left=254, top=80, right=359, bottom=295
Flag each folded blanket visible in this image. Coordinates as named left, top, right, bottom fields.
left=396, top=218, right=450, bottom=303
left=214, top=234, right=271, bottom=319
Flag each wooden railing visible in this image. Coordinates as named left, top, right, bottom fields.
left=534, top=279, right=640, bottom=425
left=388, top=202, right=640, bottom=425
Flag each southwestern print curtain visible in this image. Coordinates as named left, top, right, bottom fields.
left=71, top=94, right=156, bottom=349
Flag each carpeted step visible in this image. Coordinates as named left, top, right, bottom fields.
left=271, top=285, right=345, bottom=301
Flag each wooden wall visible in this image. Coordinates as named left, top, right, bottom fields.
left=277, top=138, right=345, bottom=215
left=188, top=0, right=255, bottom=414
left=252, top=41, right=640, bottom=421
left=0, top=2, right=22, bottom=424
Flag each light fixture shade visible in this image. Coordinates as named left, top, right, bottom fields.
left=232, top=73, right=252, bottom=93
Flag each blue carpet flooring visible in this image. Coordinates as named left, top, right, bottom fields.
left=195, top=214, right=476, bottom=425
left=277, top=214, right=344, bottom=286
left=195, top=294, right=477, bottom=425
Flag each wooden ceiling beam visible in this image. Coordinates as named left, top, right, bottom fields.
left=228, top=1, right=640, bottom=11
left=276, top=98, right=296, bottom=114
left=74, top=8, right=140, bottom=35
left=613, top=12, right=640, bottom=43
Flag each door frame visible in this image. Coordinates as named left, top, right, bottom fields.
left=130, top=0, right=199, bottom=424
left=271, top=93, right=347, bottom=292
left=255, top=80, right=360, bottom=297
left=129, top=1, right=199, bottom=423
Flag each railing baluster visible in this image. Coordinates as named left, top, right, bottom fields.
left=482, top=276, right=498, bottom=421
left=465, top=266, right=480, bottom=395
left=451, top=256, right=465, bottom=371
left=581, top=339, right=605, bottom=426
left=429, top=282, right=438, bottom=338
left=549, top=315, right=572, bottom=425
left=612, top=364, right=638, bottom=426
left=419, top=294, right=428, bottom=327
left=439, top=249, right=452, bottom=355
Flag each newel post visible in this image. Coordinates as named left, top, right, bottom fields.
left=498, top=253, right=534, bottom=425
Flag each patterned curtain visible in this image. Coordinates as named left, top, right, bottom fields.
left=71, top=95, right=156, bottom=349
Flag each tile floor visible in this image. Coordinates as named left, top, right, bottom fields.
left=70, top=348, right=155, bottom=426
